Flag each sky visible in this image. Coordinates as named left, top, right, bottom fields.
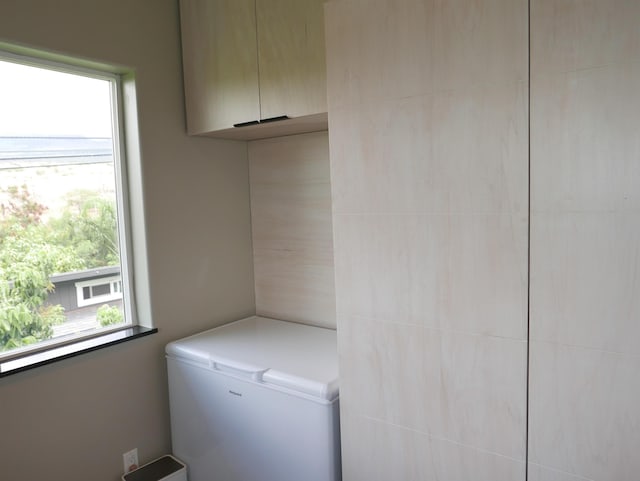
left=0, top=59, right=113, bottom=138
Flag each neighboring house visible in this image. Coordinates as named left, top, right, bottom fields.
left=46, top=266, right=122, bottom=312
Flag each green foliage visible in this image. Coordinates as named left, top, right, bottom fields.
left=97, top=304, right=124, bottom=327
left=39, top=304, right=66, bottom=326
left=0, top=300, right=48, bottom=350
left=0, top=228, right=78, bottom=350
left=50, top=190, right=120, bottom=269
left=0, top=186, right=120, bottom=352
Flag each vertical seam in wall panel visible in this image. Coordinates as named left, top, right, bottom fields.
left=526, top=0, right=531, bottom=480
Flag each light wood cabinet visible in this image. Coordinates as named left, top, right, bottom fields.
left=179, top=0, right=327, bottom=140
left=325, top=0, right=528, bottom=478
left=256, top=0, right=327, bottom=121
left=179, top=0, right=260, bottom=134
left=528, top=1, right=640, bottom=480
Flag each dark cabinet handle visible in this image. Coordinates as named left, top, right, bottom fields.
left=233, top=120, right=260, bottom=128
left=259, top=115, right=289, bottom=123
left=233, top=116, right=290, bottom=128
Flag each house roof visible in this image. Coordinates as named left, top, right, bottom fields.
left=50, top=265, right=120, bottom=283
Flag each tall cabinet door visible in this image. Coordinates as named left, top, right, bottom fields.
left=529, top=1, right=640, bottom=480
left=179, top=0, right=260, bottom=134
left=326, top=1, right=528, bottom=480
left=256, top=0, right=327, bottom=120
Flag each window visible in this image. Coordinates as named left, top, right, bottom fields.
left=0, top=50, right=151, bottom=368
left=76, top=275, right=122, bottom=307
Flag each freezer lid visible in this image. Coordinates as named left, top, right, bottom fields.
left=166, top=316, right=339, bottom=401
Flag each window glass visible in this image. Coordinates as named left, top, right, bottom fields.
left=0, top=56, right=131, bottom=354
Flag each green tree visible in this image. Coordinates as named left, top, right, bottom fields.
left=0, top=188, right=84, bottom=351
left=0, top=186, right=121, bottom=352
left=50, top=190, right=119, bottom=268
left=97, top=304, right=124, bottom=327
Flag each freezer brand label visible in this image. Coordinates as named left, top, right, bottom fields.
left=228, top=390, right=243, bottom=397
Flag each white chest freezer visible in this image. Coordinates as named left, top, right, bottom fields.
left=166, top=316, right=341, bottom=481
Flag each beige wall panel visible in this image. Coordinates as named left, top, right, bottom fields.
left=253, top=247, right=336, bottom=328
left=251, top=182, right=333, bottom=250
left=180, top=0, right=260, bottom=133
left=531, top=0, right=640, bottom=74
left=530, top=1, right=640, bottom=479
left=256, top=0, right=327, bottom=120
left=530, top=212, right=640, bottom=354
left=340, top=407, right=526, bottom=481
left=332, top=213, right=528, bottom=339
left=531, top=63, right=640, bottom=213
left=329, top=83, right=528, bottom=216
left=249, top=132, right=336, bottom=328
left=0, top=1, right=256, bottom=480
left=529, top=342, right=640, bottom=481
left=339, top=317, right=527, bottom=459
left=527, top=464, right=592, bottom=481
left=325, top=0, right=527, bottom=109
left=249, top=132, right=331, bottom=185
left=326, top=0, right=528, bottom=479
left=325, top=0, right=433, bottom=108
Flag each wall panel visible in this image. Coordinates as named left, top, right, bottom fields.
left=529, top=1, right=640, bottom=479
left=326, top=1, right=529, bottom=479
left=249, top=131, right=336, bottom=328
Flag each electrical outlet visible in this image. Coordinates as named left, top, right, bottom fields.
left=123, top=448, right=139, bottom=473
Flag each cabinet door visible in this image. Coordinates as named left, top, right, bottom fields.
left=180, top=0, right=260, bottom=134
left=529, top=1, right=640, bottom=480
left=256, top=0, right=327, bottom=120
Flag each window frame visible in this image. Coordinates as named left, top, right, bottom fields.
left=0, top=48, right=155, bottom=374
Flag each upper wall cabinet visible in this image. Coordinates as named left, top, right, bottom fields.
left=179, top=0, right=328, bottom=140
left=180, top=0, right=260, bottom=135
left=256, top=0, right=327, bottom=121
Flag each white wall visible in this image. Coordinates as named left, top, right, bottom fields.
left=0, top=1, right=256, bottom=480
